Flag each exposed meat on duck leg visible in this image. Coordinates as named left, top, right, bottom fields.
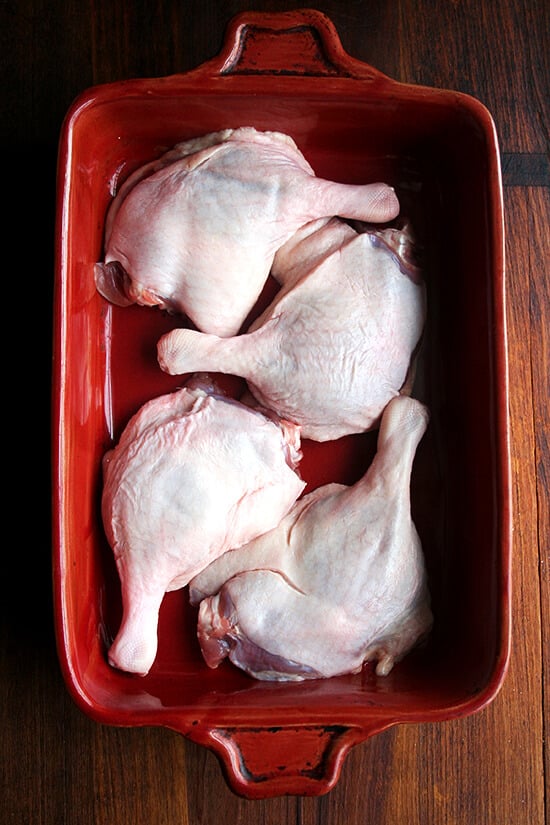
left=190, top=395, right=433, bottom=681
left=158, top=219, right=425, bottom=440
left=95, top=127, right=399, bottom=337
left=101, top=378, right=305, bottom=676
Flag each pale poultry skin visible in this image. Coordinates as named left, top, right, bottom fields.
left=101, top=379, right=305, bottom=676
left=190, top=395, right=433, bottom=681
left=94, top=127, right=400, bottom=337
left=158, top=218, right=425, bottom=440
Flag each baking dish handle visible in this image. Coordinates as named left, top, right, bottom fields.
left=196, top=9, right=391, bottom=83
left=193, top=721, right=391, bottom=799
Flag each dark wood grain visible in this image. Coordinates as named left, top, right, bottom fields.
left=1, top=1, right=548, bottom=822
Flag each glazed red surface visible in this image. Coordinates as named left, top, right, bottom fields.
left=53, top=9, right=509, bottom=798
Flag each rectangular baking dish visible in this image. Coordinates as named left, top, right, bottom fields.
left=52, top=9, right=510, bottom=798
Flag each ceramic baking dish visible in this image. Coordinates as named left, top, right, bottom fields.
left=52, top=9, right=510, bottom=798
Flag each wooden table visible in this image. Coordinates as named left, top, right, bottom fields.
left=2, top=1, right=548, bottom=822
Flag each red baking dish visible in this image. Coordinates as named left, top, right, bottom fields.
left=52, top=9, right=510, bottom=798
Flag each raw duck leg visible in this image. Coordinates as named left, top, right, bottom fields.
left=101, top=378, right=305, bottom=676
left=94, top=127, right=399, bottom=337
left=190, top=395, right=432, bottom=681
left=158, top=218, right=425, bottom=440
